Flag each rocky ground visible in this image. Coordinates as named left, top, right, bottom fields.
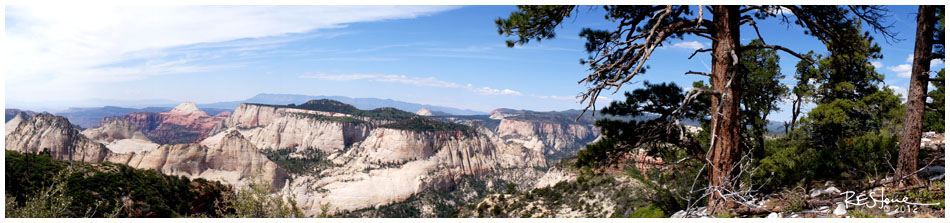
left=672, top=132, right=946, bottom=218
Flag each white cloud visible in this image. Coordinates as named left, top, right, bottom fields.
left=5, top=5, right=457, bottom=95
left=473, top=87, right=523, bottom=96
left=537, top=95, right=576, bottom=101
left=888, top=85, right=907, bottom=102
left=904, top=53, right=945, bottom=67
left=300, top=73, right=522, bottom=96
left=596, top=96, right=615, bottom=105
left=871, top=61, right=883, bottom=69
left=671, top=41, right=705, bottom=50
left=887, top=64, right=913, bottom=78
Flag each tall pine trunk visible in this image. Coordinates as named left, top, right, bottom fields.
left=897, top=5, right=936, bottom=185
left=707, top=5, right=742, bottom=213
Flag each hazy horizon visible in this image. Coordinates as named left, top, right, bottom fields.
left=5, top=5, right=943, bottom=122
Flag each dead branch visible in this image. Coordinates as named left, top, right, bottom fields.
left=689, top=48, right=713, bottom=59
left=749, top=20, right=766, bottom=44
left=685, top=71, right=713, bottom=77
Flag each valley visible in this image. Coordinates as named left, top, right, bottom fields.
left=5, top=98, right=607, bottom=217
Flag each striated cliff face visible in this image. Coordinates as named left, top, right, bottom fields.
left=82, top=118, right=149, bottom=142
left=209, top=103, right=372, bottom=153
left=288, top=126, right=545, bottom=214
left=108, top=130, right=289, bottom=188
left=5, top=114, right=112, bottom=163
left=82, top=117, right=158, bottom=154
left=495, top=117, right=598, bottom=159
left=215, top=102, right=588, bottom=215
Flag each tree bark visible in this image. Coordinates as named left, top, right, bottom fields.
left=897, top=5, right=937, bottom=185
left=707, top=5, right=742, bottom=214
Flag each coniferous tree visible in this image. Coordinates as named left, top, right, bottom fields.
left=897, top=5, right=944, bottom=184
left=496, top=5, right=894, bottom=213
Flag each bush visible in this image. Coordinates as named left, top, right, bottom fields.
left=217, top=175, right=304, bottom=218
left=628, top=204, right=666, bottom=218
left=5, top=150, right=229, bottom=217
left=6, top=168, right=76, bottom=218
left=379, top=116, right=473, bottom=133
left=754, top=128, right=899, bottom=190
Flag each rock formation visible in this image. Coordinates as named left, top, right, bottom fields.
left=98, top=102, right=230, bottom=144
left=108, top=130, right=289, bottom=188
left=5, top=114, right=112, bottom=163
left=7, top=100, right=602, bottom=217
left=207, top=103, right=372, bottom=153
left=416, top=108, right=434, bottom=116
left=82, top=118, right=157, bottom=154
left=5, top=111, right=29, bottom=136
left=6, top=113, right=287, bottom=189
left=495, top=118, right=598, bottom=158
left=82, top=118, right=149, bottom=142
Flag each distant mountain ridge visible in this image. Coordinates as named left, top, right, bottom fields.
left=54, top=106, right=231, bottom=128
left=200, top=93, right=487, bottom=116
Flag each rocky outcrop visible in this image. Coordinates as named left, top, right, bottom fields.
left=82, top=118, right=158, bottom=154
left=416, top=108, right=450, bottom=116
left=100, top=103, right=230, bottom=144
left=222, top=114, right=369, bottom=153
left=168, top=102, right=208, bottom=116
left=108, top=130, right=289, bottom=188
left=6, top=109, right=36, bottom=122
left=7, top=113, right=287, bottom=189
left=416, top=108, right=434, bottom=116
left=82, top=118, right=149, bottom=142
left=495, top=118, right=598, bottom=158
left=211, top=103, right=372, bottom=153
left=5, top=111, right=29, bottom=136
left=5, top=114, right=111, bottom=163
left=287, top=126, right=546, bottom=215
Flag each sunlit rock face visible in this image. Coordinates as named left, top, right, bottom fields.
left=5, top=114, right=112, bottom=163
left=98, top=102, right=230, bottom=144
left=109, top=130, right=289, bottom=188
left=7, top=100, right=603, bottom=217
left=6, top=114, right=288, bottom=189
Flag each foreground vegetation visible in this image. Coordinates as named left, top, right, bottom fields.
left=5, top=150, right=229, bottom=217
left=5, top=150, right=306, bottom=218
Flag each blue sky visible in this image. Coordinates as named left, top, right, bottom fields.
left=4, top=5, right=944, bottom=122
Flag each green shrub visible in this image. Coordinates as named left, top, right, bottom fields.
left=261, top=149, right=336, bottom=175
left=628, top=205, right=666, bottom=218
left=379, top=116, right=473, bottom=133
left=218, top=176, right=304, bottom=218
left=5, top=150, right=229, bottom=217
left=5, top=168, right=75, bottom=218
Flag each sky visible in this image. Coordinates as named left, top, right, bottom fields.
left=4, top=5, right=945, bottom=122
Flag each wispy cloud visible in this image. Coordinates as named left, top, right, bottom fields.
left=300, top=73, right=523, bottom=96
left=6, top=5, right=458, bottom=100
left=871, top=61, right=883, bottom=69
left=931, top=59, right=944, bottom=67
left=888, top=85, right=907, bottom=102
left=888, top=64, right=912, bottom=78
left=671, top=41, right=705, bottom=50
